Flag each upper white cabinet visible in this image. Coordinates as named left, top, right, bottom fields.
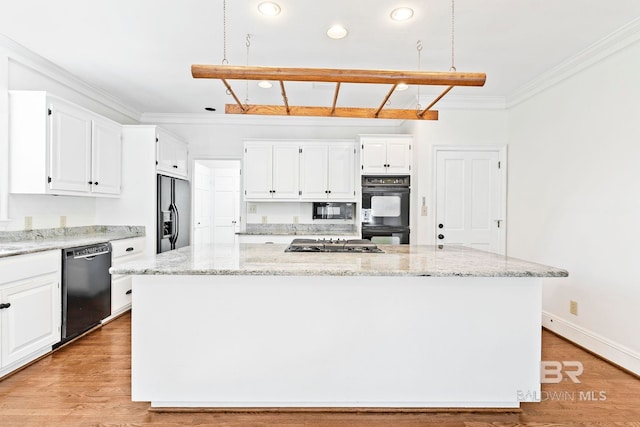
left=156, top=130, right=188, bottom=178
left=300, top=143, right=356, bottom=200
left=9, top=91, right=122, bottom=197
left=244, top=142, right=299, bottom=200
left=91, top=117, right=124, bottom=195
left=360, top=135, right=412, bottom=175
left=0, top=250, right=61, bottom=378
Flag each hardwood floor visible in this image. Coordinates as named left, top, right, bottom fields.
left=0, top=312, right=639, bottom=426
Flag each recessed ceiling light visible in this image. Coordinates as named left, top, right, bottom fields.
left=397, top=83, right=409, bottom=91
left=204, top=107, right=217, bottom=112
left=327, top=25, right=348, bottom=39
left=258, top=2, right=281, bottom=16
left=390, top=7, right=414, bottom=22
left=257, top=80, right=273, bottom=89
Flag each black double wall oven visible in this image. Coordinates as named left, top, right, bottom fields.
left=361, top=175, right=410, bottom=244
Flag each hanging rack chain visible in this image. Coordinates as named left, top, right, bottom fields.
left=221, top=0, right=228, bottom=64
left=450, top=0, right=456, bottom=71
left=416, top=40, right=423, bottom=111
left=244, top=34, right=251, bottom=106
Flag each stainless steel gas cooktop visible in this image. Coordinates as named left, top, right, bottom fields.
left=285, top=238, right=384, bottom=253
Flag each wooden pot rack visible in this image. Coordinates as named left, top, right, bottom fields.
left=191, top=65, right=486, bottom=120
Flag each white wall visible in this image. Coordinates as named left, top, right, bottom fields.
left=407, top=109, right=509, bottom=244
left=508, top=39, right=640, bottom=374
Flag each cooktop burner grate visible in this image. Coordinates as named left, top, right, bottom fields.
left=285, top=238, right=384, bottom=253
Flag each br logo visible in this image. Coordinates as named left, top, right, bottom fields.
left=541, top=361, right=583, bottom=383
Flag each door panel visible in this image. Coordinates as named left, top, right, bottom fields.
left=272, top=144, right=300, bottom=199
left=300, top=145, right=328, bottom=200
left=327, top=144, right=355, bottom=199
left=244, top=144, right=272, bottom=199
left=2, top=274, right=60, bottom=366
left=91, top=118, right=122, bottom=195
left=436, top=150, right=503, bottom=253
left=213, top=168, right=240, bottom=244
left=49, top=102, right=92, bottom=193
left=193, top=163, right=211, bottom=246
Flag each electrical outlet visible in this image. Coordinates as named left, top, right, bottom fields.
left=569, top=300, right=578, bottom=316
left=293, top=216, right=299, bottom=224
left=248, top=204, right=257, bottom=214
left=261, top=216, right=268, bottom=224
left=60, top=215, right=67, bottom=228
left=24, top=216, right=33, bottom=230
left=421, top=205, right=428, bottom=216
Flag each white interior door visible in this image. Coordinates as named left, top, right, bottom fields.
left=193, top=163, right=211, bottom=246
left=213, top=168, right=240, bottom=244
left=435, top=148, right=505, bottom=254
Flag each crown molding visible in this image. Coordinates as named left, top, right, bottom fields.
left=507, top=17, right=640, bottom=108
left=140, top=112, right=405, bottom=128
left=0, top=34, right=141, bottom=122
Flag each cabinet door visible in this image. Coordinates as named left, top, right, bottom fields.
left=91, top=118, right=122, bottom=195
left=244, top=144, right=273, bottom=199
left=327, top=144, right=355, bottom=200
left=111, top=275, right=132, bottom=316
left=386, top=138, right=412, bottom=174
left=174, top=142, right=188, bottom=177
left=361, top=140, right=387, bottom=174
left=49, top=101, right=92, bottom=193
left=272, top=144, right=300, bottom=199
left=300, top=145, right=328, bottom=200
left=1, top=274, right=60, bottom=367
left=157, top=133, right=188, bottom=177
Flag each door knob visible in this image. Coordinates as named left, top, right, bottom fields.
left=438, top=223, right=444, bottom=229
left=438, top=234, right=444, bottom=240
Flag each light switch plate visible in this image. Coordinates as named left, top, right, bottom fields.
left=421, top=206, right=428, bottom=216
left=24, top=216, right=32, bottom=230
left=248, top=204, right=257, bottom=214
left=60, top=215, right=67, bottom=228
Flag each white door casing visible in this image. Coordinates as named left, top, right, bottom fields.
left=434, top=146, right=506, bottom=254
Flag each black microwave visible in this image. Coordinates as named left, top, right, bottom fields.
left=312, top=202, right=354, bottom=220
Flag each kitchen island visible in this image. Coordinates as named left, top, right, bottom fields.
left=112, top=243, right=567, bottom=410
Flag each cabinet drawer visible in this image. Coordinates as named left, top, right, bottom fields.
left=110, top=237, right=145, bottom=259
left=111, top=275, right=132, bottom=313
left=0, top=250, right=60, bottom=286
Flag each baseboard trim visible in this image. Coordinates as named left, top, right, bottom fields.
left=542, top=311, right=640, bottom=377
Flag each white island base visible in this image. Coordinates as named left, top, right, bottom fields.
left=131, top=274, right=542, bottom=409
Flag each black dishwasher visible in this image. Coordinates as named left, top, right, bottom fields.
left=58, top=243, right=112, bottom=346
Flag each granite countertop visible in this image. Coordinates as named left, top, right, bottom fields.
left=0, top=225, right=145, bottom=258
left=110, top=243, right=568, bottom=278
left=239, top=224, right=359, bottom=236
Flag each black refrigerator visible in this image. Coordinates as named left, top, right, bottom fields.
left=157, top=174, right=191, bottom=253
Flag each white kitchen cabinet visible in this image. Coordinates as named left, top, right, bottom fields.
left=244, top=142, right=299, bottom=200
left=0, top=251, right=61, bottom=378
left=360, top=135, right=412, bottom=175
left=9, top=91, right=123, bottom=197
left=157, top=130, right=188, bottom=178
left=105, top=237, right=146, bottom=320
left=300, top=142, right=356, bottom=201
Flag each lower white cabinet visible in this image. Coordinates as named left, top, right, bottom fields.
left=107, top=237, right=146, bottom=319
left=0, top=251, right=61, bottom=377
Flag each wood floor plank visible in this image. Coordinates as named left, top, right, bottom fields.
left=0, top=311, right=639, bottom=426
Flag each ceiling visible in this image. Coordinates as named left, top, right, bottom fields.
left=1, top=0, right=640, bottom=119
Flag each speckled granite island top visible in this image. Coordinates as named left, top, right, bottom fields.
left=110, top=243, right=568, bottom=277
